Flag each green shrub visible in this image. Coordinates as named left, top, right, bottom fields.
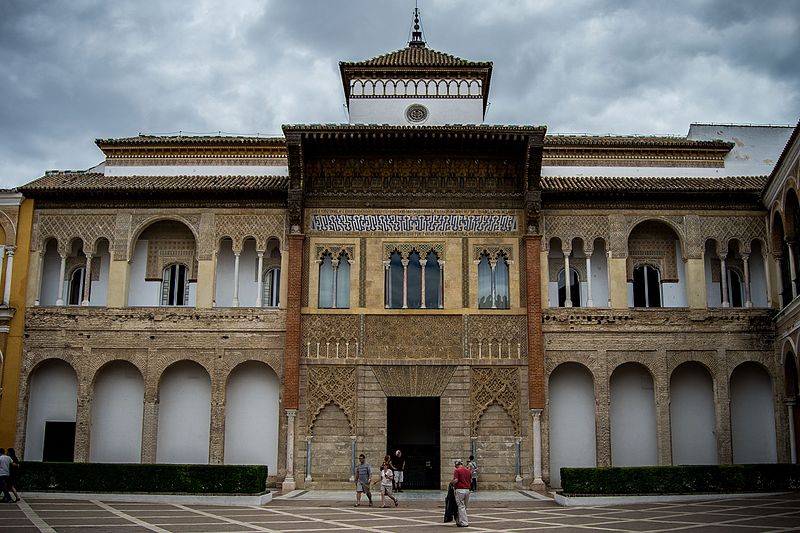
left=19, top=462, right=268, bottom=494
left=561, top=464, right=800, bottom=495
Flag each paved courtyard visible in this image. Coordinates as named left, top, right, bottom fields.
left=0, top=491, right=799, bottom=532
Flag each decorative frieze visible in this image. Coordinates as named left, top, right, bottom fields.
left=311, top=213, right=517, bottom=234
left=466, top=315, right=527, bottom=359
left=302, top=315, right=361, bottom=359
left=371, top=365, right=455, bottom=397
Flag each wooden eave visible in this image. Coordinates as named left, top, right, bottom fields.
left=96, top=136, right=288, bottom=159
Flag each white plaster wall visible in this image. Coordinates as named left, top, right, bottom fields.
left=662, top=242, right=688, bottom=307
left=610, top=364, right=658, bottom=466
left=89, top=361, right=144, bottom=463
left=349, top=98, right=483, bottom=125
left=24, top=359, right=78, bottom=461
left=591, top=246, right=609, bottom=307
left=730, top=363, right=777, bottom=463
left=549, top=363, right=597, bottom=488
left=238, top=241, right=258, bottom=308
left=224, top=362, right=280, bottom=468
left=40, top=243, right=61, bottom=305
left=215, top=240, right=235, bottom=306
left=670, top=363, right=718, bottom=464
left=90, top=250, right=110, bottom=307
left=156, top=361, right=211, bottom=464
left=547, top=282, right=558, bottom=308
left=749, top=252, right=769, bottom=307
left=106, top=164, right=289, bottom=177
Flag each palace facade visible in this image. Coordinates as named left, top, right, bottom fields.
left=1, top=19, right=799, bottom=490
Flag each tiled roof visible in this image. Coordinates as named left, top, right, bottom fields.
left=18, top=172, right=289, bottom=193
left=542, top=175, right=767, bottom=193
left=340, top=46, right=491, bottom=68
left=545, top=135, right=733, bottom=149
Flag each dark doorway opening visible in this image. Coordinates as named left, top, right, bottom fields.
left=43, top=421, right=76, bottom=462
left=387, top=397, right=440, bottom=489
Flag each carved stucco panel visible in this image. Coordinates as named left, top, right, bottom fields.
left=306, top=365, right=356, bottom=433
left=471, top=366, right=520, bottom=436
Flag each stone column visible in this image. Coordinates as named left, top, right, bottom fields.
left=490, top=258, right=497, bottom=309
left=55, top=253, right=67, bottom=306
left=81, top=253, right=92, bottom=306
left=209, top=377, right=226, bottom=464
left=141, top=378, right=159, bottom=463
left=73, top=378, right=92, bottom=462
left=788, top=399, right=797, bottom=463
left=720, top=257, right=730, bottom=307
left=401, top=258, right=409, bottom=308
left=515, top=437, right=523, bottom=482
left=1, top=247, right=12, bottom=306
left=742, top=254, right=753, bottom=307
left=419, top=258, right=427, bottom=308
left=350, top=436, right=357, bottom=482
left=255, top=251, right=264, bottom=307
left=540, top=249, right=550, bottom=308
left=774, top=254, right=785, bottom=307
left=282, top=409, right=297, bottom=491
left=232, top=251, right=241, bottom=307
left=531, top=409, right=544, bottom=489
left=764, top=252, right=775, bottom=308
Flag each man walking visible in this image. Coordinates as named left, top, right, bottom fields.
left=354, top=454, right=373, bottom=507
left=449, top=459, right=471, bottom=527
left=0, top=449, right=13, bottom=503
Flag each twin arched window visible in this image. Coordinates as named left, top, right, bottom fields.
left=161, top=263, right=189, bottom=306
left=386, top=249, right=442, bottom=309
left=478, top=253, right=510, bottom=309
left=318, top=252, right=350, bottom=308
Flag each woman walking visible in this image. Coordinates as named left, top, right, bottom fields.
left=379, top=459, right=398, bottom=508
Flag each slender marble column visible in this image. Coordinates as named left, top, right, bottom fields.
left=55, top=253, right=67, bottom=306
left=490, top=258, right=497, bottom=309
left=563, top=252, right=572, bottom=307
left=384, top=261, right=390, bottom=308
left=720, top=257, right=730, bottom=307
left=742, top=254, right=752, bottom=307
left=305, top=436, right=313, bottom=481
left=282, top=409, right=297, bottom=491
left=788, top=241, right=799, bottom=298
left=331, top=257, right=340, bottom=308
left=81, top=253, right=92, bottom=306
left=350, top=436, right=357, bottom=482
left=585, top=255, right=594, bottom=307
left=0, top=248, right=12, bottom=306
left=232, top=251, right=241, bottom=307
left=419, top=258, right=427, bottom=308
left=788, top=399, right=797, bottom=464
left=515, top=437, right=523, bottom=482
left=531, top=409, right=544, bottom=488
left=763, top=252, right=774, bottom=308
left=438, top=259, right=445, bottom=308
left=255, top=251, right=264, bottom=307
left=34, top=250, right=44, bottom=306
left=401, top=258, right=409, bottom=309
left=775, top=255, right=786, bottom=307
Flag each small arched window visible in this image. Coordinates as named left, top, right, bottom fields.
left=161, top=263, right=189, bottom=306
left=318, top=251, right=350, bottom=309
left=728, top=269, right=744, bottom=308
left=478, top=252, right=510, bottom=309
left=557, top=268, right=581, bottom=307
left=67, top=267, right=85, bottom=306
left=633, top=265, right=661, bottom=307
left=263, top=268, right=280, bottom=307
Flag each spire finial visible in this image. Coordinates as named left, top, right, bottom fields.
left=408, top=3, right=426, bottom=48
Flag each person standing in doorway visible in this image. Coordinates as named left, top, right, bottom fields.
left=392, top=449, right=405, bottom=492
left=354, top=454, right=373, bottom=507
left=449, top=459, right=471, bottom=527
left=379, top=460, right=398, bottom=507
left=467, top=455, right=478, bottom=492
left=0, top=449, right=12, bottom=503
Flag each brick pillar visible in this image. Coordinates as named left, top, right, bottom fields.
left=282, top=233, right=304, bottom=491
left=284, top=234, right=305, bottom=410
left=524, top=235, right=544, bottom=410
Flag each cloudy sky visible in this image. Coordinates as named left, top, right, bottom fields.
left=1, top=0, right=798, bottom=188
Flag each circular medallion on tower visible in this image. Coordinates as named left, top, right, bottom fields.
left=405, top=104, right=429, bottom=124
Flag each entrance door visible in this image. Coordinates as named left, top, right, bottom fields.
left=43, top=421, right=76, bottom=462
left=387, top=397, right=440, bottom=489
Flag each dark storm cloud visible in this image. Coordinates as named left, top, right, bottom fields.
left=0, top=0, right=797, bottom=188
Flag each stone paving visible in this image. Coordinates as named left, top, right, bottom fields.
left=0, top=491, right=799, bottom=532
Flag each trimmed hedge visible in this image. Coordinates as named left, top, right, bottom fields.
left=561, top=464, right=800, bottom=495
left=20, top=462, right=268, bottom=494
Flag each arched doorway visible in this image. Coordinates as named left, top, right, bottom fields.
left=549, top=363, right=596, bottom=488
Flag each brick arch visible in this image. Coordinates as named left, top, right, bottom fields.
left=88, top=356, right=146, bottom=388
left=625, top=216, right=687, bottom=258
left=127, top=215, right=200, bottom=262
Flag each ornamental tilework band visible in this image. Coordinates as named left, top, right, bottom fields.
left=311, top=214, right=517, bottom=233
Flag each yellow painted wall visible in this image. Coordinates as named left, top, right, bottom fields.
left=0, top=198, right=33, bottom=447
